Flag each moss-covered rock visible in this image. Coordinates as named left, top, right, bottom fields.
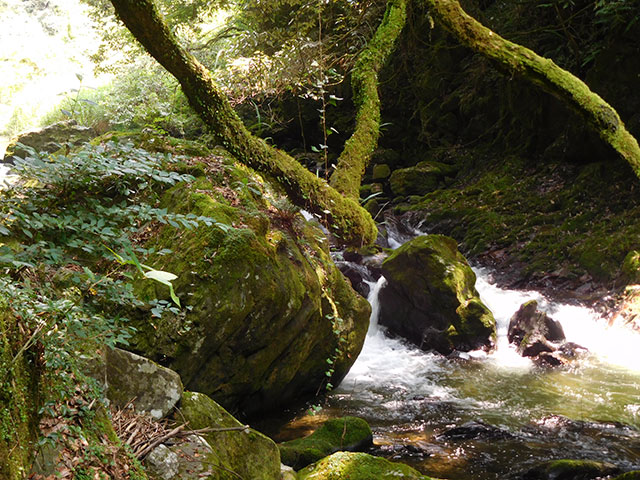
left=372, top=163, right=392, bottom=180
left=279, top=416, right=373, bottom=470
left=130, top=149, right=371, bottom=415
left=297, top=451, right=435, bottom=479
left=389, top=161, right=457, bottom=197
left=106, top=347, right=183, bottom=419
left=379, top=234, right=495, bottom=353
left=613, top=472, right=640, bottom=480
left=519, top=459, right=621, bottom=480
left=179, top=391, right=280, bottom=480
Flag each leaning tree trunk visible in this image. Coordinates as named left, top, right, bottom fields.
left=425, top=0, right=640, bottom=176
left=329, top=0, right=407, bottom=199
left=109, top=0, right=378, bottom=247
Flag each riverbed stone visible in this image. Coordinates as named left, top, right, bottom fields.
left=279, top=416, right=373, bottom=470
left=297, top=451, right=435, bottom=479
left=3, top=120, right=95, bottom=163
left=379, top=234, right=496, bottom=354
left=130, top=150, right=370, bottom=415
left=519, top=459, right=621, bottom=480
left=180, top=391, right=281, bottom=480
left=613, top=472, right=640, bottom=480
left=105, top=347, right=182, bottom=420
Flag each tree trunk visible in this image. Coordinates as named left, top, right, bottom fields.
left=425, top=0, right=640, bottom=177
left=109, top=0, right=378, bottom=247
left=329, top=0, right=407, bottom=199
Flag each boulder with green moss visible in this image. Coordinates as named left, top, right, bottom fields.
left=379, top=235, right=495, bottom=354
left=389, top=161, right=458, bottom=197
left=297, top=451, right=435, bottom=480
left=131, top=148, right=371, bottom=415
left=279, top=416, right=373, bottom=470
left=519, top=459, right=621, bottom=480
left=178, top=391, right=280, bottom=480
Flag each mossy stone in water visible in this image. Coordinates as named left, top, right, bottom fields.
left=279, top=417, right=373, bottom=470
left=520, top=459, right=621, bottom=480
left=297, top=451, right=435, bottom=479
left=379, top=234, right=495, bottom=353
left=180, top=391, right=281, bottom=480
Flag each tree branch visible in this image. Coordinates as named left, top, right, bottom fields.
left=330, top=0, right=408, bottom=199
left=424, top=0, right=640, bottom=177
left=109, top=0, right=378, bottom=246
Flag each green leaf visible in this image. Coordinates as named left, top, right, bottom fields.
left=143, top=270, right=178, bottom=283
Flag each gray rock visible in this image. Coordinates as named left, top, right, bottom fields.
left=106, top=347, right=183, bottom=419
left=3, top=120, right=96, bottom=163
left=145, top=435, right=214, bottom=480
left=145, top=445, right=180, bottom=480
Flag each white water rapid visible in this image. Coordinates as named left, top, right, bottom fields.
left=325, top=255, right=640, bottom=480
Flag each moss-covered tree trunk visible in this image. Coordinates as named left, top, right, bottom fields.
left=109, top=0, right=378, bottom=247
left=425, top=0, right=640, bottom=176
left=329, top=0, right=407, bottom=199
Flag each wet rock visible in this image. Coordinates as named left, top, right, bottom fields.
left=279, top=416, right=373, bottom=470
left=337, top=261, right=375, bottom=298
left=508, top=300, right=566, bottom=348
left=3, top=120, right=96, bottom=163
left=437, top=420, right=514, bottom=441
left=518, top=459, right=621, bottom=480
left=105, top=347, right=183, bottom=420
left=379, top=235, right=496, bottom=354
left=370, top=443, right=430, bottom=460
left=180, top=391, right=281, bottom=480
left=507, top=301, right=588, bottom=367
left=297, top=451, right=435, bottom=479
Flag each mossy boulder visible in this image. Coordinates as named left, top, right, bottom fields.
left=179, top=391, right=280, bottom=480
left=3, top=120, right=96, bottom=163
left=389, top=161, right=458, bottom=197
left=297, top=451, right=435, bottom=479
left=131, top=150, right=370, bottom=415
left=279, top=417, right=373, bottom=470
left=519, top=459, right=621, bottom=480
left=622, top=250, right=640, bottom=284
left=379, top=235, right=495, bottom=353
left=105, top=347, right=183, bottom=419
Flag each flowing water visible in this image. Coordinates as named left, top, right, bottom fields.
left=269, top=261, right=640, bottom=479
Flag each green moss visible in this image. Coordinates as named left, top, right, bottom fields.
left=613, top=472, right=640, bottom=480
left=524, top=459, right=621, bottom=480
left=297, top=451, right=436, bottom=480
left=279, top=417, right=373, bottom=470
left=180, top=391, right=281, bottom=480
left=0, top=293, right=40, bottom=480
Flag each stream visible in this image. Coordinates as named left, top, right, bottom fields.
left=267, top=243, right=640, bottom=479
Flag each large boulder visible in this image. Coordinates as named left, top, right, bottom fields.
left=297, top=451, right=435, bottom=480
left=379, top=235, right=496, bottom=354
left=279, top=416, right=373, bottom=470
left=131, top=150, right=371, bottom=416
left=3, top=120, right=95, bottom=163
left=179, top=391, right=281, bottom=480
